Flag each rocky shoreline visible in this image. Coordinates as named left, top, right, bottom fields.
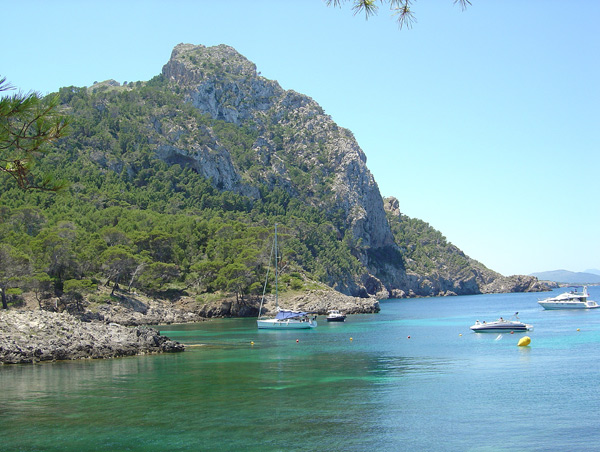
left=0, top=310, right=184, bottom=365
left=1, top=280, right=550, bottom=365
left=0, top=287, right=380, bottom=365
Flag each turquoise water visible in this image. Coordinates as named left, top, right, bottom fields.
left=2, top=287, right=600, bottom=451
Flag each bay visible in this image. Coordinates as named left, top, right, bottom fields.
left=2, top=287, right=600, bottom=451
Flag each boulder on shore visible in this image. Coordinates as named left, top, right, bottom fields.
left=0, top=310, right=184, bottom=365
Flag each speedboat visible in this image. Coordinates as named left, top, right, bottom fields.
left=470, top=313, right=532, bottom=333
left=326, top=310, right=346, bottom=322
left=538, top=286, right=599, bottom=310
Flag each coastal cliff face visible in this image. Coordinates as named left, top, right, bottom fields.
left=157, top=43, right=544, bottom=297
left=161, top=44, right=402, bottom=296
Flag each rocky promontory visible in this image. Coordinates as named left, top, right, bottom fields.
left=480, top=275, right=550, bottom=294
left=256, top=289, right=380, bottom=317
left=0, top=310, right=184, bottom=365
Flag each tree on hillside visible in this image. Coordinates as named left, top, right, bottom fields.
left=326, top=0, right=472, bottom=29
left=62, top=279, right=96, bottom=312
left=23, top=272, right=54, bottom=310
left=30, top=224, right=80, bottom=290
left=137, top=262, right=179, bottom=293
left=218, top=262, right=254, bottom=303
left=0, top=244, right=31, bottom=309
left=187, top=260, right=222, bottom=293
left=100, top=246, right=138, bottom=295
left=0, top=77, right=69, bottom=191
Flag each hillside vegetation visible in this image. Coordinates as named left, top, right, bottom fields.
left=0, top=44, right=546, bottom=313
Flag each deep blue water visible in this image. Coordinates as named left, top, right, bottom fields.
left=2, top=287, right=600, bottom=451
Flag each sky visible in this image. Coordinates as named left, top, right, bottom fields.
left=3, top=1, right=599, bottom=276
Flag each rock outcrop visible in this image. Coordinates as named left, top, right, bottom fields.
left=256, top=289, right=380, bottom=317
left=0, top=310, right=184, bottom=365
left=480, top=275, right=549, bottom=294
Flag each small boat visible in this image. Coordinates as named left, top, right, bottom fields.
left=470, top=313, right=532, bottom=333
left=538, top=286, right=599, bottom=310
left=326, top=310, right=346, bottom=322
left=257, top=224, right=317, bottom=330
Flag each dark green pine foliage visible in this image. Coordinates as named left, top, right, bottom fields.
left=386, top=210, right=496, bottom=289
left=0, top=76, right=361, bottom=304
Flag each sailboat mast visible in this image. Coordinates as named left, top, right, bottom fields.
left=274, top=223, right=278, bottom=309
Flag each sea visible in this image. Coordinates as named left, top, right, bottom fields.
left=2, top=286, right=600, bottom=452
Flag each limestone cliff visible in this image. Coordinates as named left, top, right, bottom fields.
left=161, top=43, right=403, bottom=296
left=157, top=43, right=549, bottom=298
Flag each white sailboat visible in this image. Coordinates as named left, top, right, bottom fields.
left=256, top=224, right=317, bottom=329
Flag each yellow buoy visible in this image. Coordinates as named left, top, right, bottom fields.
left=251, top=341, right=254, bottom=345
left=577, top=328, right=580, bottom=332
left=350, top=337, right=353, bottom=341
left=517, top=336, right=531, bottom=347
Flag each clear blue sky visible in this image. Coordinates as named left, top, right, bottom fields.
left=3, top=1, right=599, bottom=276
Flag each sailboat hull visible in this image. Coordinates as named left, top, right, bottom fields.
left=257, top=318, right=317, bottom=329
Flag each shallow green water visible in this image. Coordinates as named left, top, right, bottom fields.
left=2, top=288, right=600, bottom=451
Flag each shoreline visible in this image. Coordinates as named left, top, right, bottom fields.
left=0, top=287, right=378, bottom=365
left=0, top=310, right=184, bottom=365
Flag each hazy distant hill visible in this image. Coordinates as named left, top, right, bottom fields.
left=530, top=270, right=600, bottom=284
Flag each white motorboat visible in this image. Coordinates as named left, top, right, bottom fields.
left=257, top=224, right=317, bottom=330
left=470, top=313, right=532, bottom=333
left=538, top=286, right=599, bottom=310
left=326, top=310, right=346, bottom=322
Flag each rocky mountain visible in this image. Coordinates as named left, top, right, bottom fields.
left=159, top=43, right=404, bottom=295
left=156, top=43, right=544, bottom=297
left=0, top=43, right=548, bottom=316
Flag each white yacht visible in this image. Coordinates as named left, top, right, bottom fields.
left=470, top=313, right=532, bottom=333
left=257, top=224, right=317, bottom=330
left=538, top=286, right=599, bottom=310
left=326, top=310, right=346, bottom=322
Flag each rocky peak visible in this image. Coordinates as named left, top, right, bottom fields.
left=163, top=43, right=259, bottom=84
left=158, top=43, right=403, bottom=296
left=384, top=196, right=401, bottom=217
left=162, top=43, right=283, bottom=125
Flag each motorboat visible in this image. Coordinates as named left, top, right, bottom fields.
left=257, top=224, right=317, bottom=329
left=470, top=313, right=532, bottom=333
left=538, top=286, right=599, bottom=310
left=326, top=310, right=346, bottom=322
